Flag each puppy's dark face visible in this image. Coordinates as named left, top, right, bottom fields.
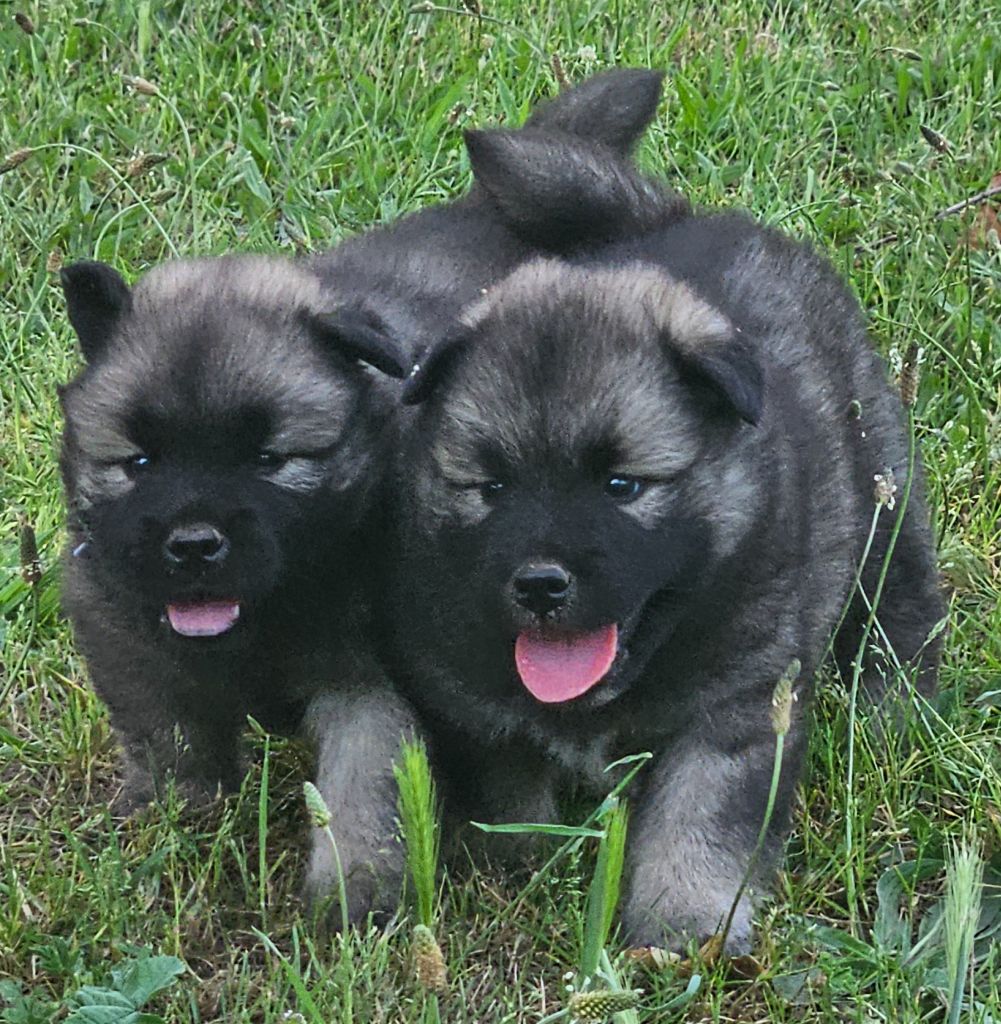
left=60, top=257, right=405, bottom=645
left=405, top=260, right=761, bottom=708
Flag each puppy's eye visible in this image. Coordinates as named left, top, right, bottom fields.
left=257, top=451, right=287, bottom=469
left=605, top=476, right=644, bottom=501
left=123, top=454, right=151, bottom=478
left=479, top=480, right=506, bottom=502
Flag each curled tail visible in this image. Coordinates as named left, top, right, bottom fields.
left=465, top=126, right=688, bottom=252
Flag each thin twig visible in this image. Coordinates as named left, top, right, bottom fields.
left=0, top=587, right=40, bottom=708
left=855, top=232, right=899, bottom=254
left=322, top=821, right=350, bottom=936
left=857, top=184, right=1001, bottom=253
left=935, top=183, right=1001, bottom=220
left=408, top=3, right=506, bottom=26
left=842, top=511, right=884, bottom=932
left=821, top=504, right=883, bottom=672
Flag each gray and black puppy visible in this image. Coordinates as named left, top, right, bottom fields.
left=387, top=130, right=944, bottom=950
left=59, top=256, right=417, bottom=923
left=56, top=69, right=668, bottom=924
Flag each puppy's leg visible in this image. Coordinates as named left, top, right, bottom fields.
left=441, top=739, right=560, bottom=866
left=113, top=709, right=243, bottom=812
left=302, top=685, right=420, bottom=927
left=623, top=716, right=804, bottom=954
left=65, top=582, right=246, bottom=810
left=89, top=657, right=243, bottom=812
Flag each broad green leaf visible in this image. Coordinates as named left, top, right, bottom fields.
left=113, top=955, right=185, bottom=1007
left=772, top=968, right=826, bottom=1007
left=66, top=1005, right=142, bottom=1023
left=0, top=988, right=58, bottom=1024
left=70, top=989, right=134, bottom=1009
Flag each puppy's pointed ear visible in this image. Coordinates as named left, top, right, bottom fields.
left=402, top=332, right=469, bottom=405
left=651, top=276, right=763, bottom=425
left=60, top=261, right=132, bottom=362
left=309, top=306, right=409, bottom=379
left=677, top=330, right=763, bottom=425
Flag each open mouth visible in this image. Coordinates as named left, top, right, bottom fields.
left=514, top=623, right=619, bottom=704
left=165, top=599, right=241, bottom=638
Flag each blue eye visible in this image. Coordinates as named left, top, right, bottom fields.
left=605, top=476, right=643, bottom=501
left=480, top=480, right=505, bottom=502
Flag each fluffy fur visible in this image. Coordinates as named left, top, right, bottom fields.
left=57, top=69, right=672, bottom=925
left=386, top=131, right=945, bottom=951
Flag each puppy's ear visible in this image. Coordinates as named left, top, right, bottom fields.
left=402, top=332, right=469, bottom=405
left=60, top=261, right=132, bottom=362
left=523, top=67, right=665, bottom=155
left=466, top=129, right=687, bottom=252
left=309, top=306, right=409, bottom=379
left=675, top=329, right=763, bottom=425
left=650, top=276, right=763, bottom=425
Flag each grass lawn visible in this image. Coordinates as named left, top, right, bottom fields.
left=2, top=1, right=1000, bottom=1020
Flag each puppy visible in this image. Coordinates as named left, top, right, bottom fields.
left=384, top=128, right=944, bottom=950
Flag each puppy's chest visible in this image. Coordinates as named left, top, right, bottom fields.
left=479, top=687, right=676, bottom=791
left=540, top=732, right=611, bottom=787
left=527, top=721, right=654, bottom=793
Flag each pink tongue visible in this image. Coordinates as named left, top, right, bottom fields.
left=166, top=601, right=240, bottom=637
left=514, top=624, right=618, bottom=703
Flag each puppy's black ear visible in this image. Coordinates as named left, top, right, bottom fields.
left=309, top=306, right=409, bottom=379
left=60, top=261, right=132, bottom=362
left=650, top=274, right=763, bottom=425
left=402, top=332, right=469, bottom=405
left=524, top=67, right=665, bottom=155
left=466, top=129, right=687, bottom=252
left=677, top=329, right=763, bottom=425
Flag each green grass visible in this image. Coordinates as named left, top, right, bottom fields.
left=2, top=1, right=1000, bottom=1020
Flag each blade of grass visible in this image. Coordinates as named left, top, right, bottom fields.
left=257, top=735, right=270, bottom=927
left=845, top=406, right=918, bottom=933
left=580, top=799, right=628, bottom=982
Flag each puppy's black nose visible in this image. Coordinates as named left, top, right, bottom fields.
left=512, top=562, right=572, bottom=615
left=164, top=523, right=229, bottom=569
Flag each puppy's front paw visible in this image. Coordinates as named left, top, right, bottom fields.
left=303, top=832, right=404, bottom=930
left=621, top=870, right=755, bottom=955
left=111, top=776, right=155, bottom=817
